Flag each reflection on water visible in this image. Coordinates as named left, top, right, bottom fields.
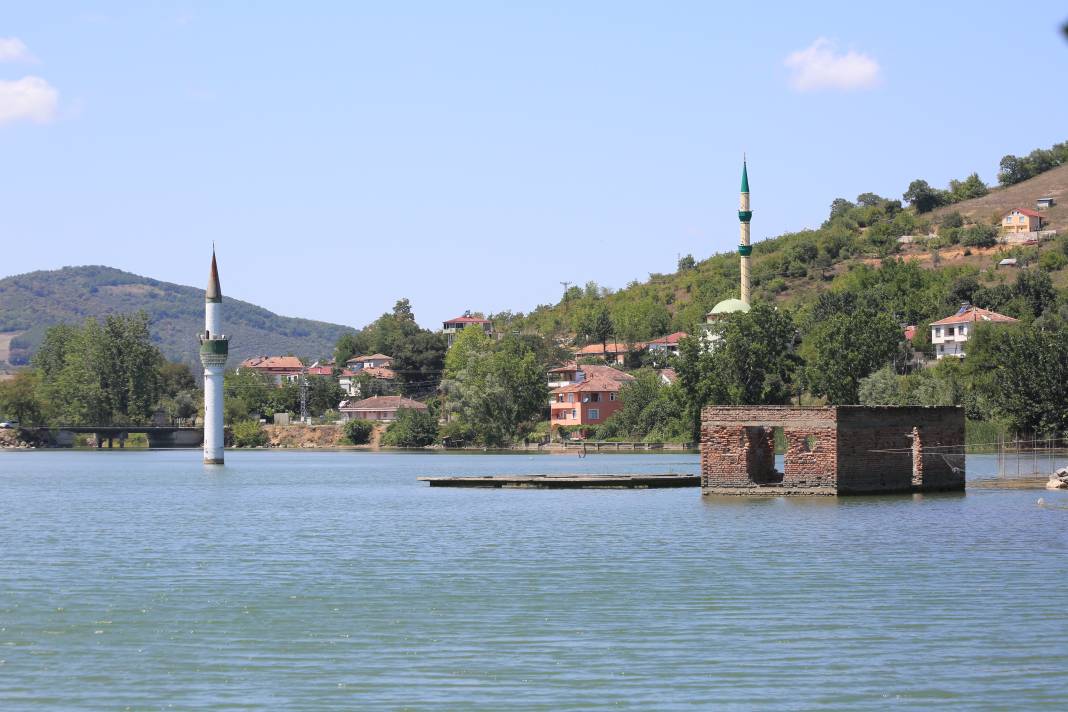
left=1, top=451, right=1067, bottom=710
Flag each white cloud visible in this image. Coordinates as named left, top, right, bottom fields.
left=0, top=37, right=34, bottom=63
left=0, top=76, right=59, bottom=125
left=784, top=38, right=880, bottom=92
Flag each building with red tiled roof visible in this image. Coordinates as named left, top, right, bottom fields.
left=1001, top=208, right=1046, bottom=234
left=647, top=332, right=688, bottom=358
left=345, top=353, right=393, bottom=369
left=338, top=395, right=428, bottom=422
left=930, top=305, right=1018, bottom=359
left=573, top=342, right=644, bottom=366
left=547, top=362, right=635, bottom=389
left=443, top=312, right=493, bottom=347
left=550, top=376, right=629, bottom=438
left=305, top=366, right=334, bottom=377
left=238, top=356, right=305, bottom=385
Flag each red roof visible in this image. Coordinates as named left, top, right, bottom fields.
left=648, top=331, right=688, bottom=345
left=347, top=353, right=392, bottom=363
left=658, top=368, right=678, bottom=384
left=548, top=362, right=634, bottom=382
left=339, top=396, right=427, bottom=411
left=930, top=306, right=1018, bottom=326
left=240, top=356, right=304, bottom=371
left=361, top=366, right=396, bottom=379
left=574, top=342, right=643, bottom=356
left=551, top=376, right=628, bottom=394
left=444, top=315, right=491, bottom=325
left=1006, top=208, right=1042, bottom=219
left=305, top=366, right=334, bottom=376
left=903, top=325, right=917, bottom=341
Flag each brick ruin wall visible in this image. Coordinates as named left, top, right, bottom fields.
left=834, top=406, right=965, bottom=493
left=700, top=405, right=965, bottom=495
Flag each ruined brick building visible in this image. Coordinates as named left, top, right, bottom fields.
left=700, top=406, right=965, bottom=495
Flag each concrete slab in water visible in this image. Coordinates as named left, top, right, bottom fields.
left=418, top=474, right=699, bottom=489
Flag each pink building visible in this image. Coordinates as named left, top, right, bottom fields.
left=550, top=377, right=628, bottom=438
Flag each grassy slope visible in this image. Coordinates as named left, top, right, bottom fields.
left=516, top=165, right=1068, bottom=338
left=0, top=266, right=354, bottom=368
left=929, top=163, right=1068, bottom=231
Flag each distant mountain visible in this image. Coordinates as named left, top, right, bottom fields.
left=0, top=266, right=354, bottom=368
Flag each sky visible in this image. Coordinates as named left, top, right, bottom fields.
left=2, top=2, right=1066, bottom=330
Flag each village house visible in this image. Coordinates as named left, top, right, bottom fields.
left=345, top=353, right=393, bottom=369
left=547, top=362, right=635, bottom=389
left=1001, top=208, right=1046, bottom=234
left=930, top=304, right=1018, bottom=359
left=550, top=376, right=628, bottom=438
left=338, top=366, right=397, bottom=396
left=338, top=395, right=427, bottom=422
left=443, top=313, right=493, bottom=347
left=1036, top=197, right=1055, bottom=210
left=646, top=332, right=687, bottom=358
left=238, top=356, right=304, bottom=385
left=573, top=341, right=640, bottom=365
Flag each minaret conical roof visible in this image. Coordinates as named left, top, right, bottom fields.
left=741, top=159, right=749, bottom=193
left=206, top=249, right=222, bottom=302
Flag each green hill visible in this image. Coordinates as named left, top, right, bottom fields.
left=498, top=150, right=1068, bottom=342
left=0, top=266, right=353, bottom=369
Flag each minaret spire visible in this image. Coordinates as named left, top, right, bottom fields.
left=206, top=246, right=222, bottom=303
left=738, top=157, right=752, bottom=305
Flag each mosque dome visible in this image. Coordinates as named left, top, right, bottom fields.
left=708, top=298, right=751, bottom=318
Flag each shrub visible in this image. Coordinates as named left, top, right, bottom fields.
left=342, top=418, right=374, bottom=445
left=960, top=225, right=998, bottom=248
left=381, top=408, right=438, bottom=447
left=1039, top=250, right=1068, bottom=272
left=232, top=419, right=268, bottom=447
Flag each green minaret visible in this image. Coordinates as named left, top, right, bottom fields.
left=738, top=158, right=752, bottom=304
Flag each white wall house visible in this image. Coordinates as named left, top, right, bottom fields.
left=930, top=305, right=1018, bottom=359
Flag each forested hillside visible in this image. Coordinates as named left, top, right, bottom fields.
left=491, top=141, right=1068, bottom=344
left=0, top=266, right=352, bottom=368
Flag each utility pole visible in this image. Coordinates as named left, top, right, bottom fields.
left=559, top=281, right=572, bottom=304
left=299, top=368, right=309, bottom=422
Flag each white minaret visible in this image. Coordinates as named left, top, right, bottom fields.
left=739, top=157, right=752, bottom=305
left=199, top=249, right=228, bottom=464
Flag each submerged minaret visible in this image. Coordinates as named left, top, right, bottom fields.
left=738, top=158, right=752, bottom=305
left=199, top=249, right=228, bottom=464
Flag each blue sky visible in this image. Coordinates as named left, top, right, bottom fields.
left=2, top=2, right=1066, bottom=329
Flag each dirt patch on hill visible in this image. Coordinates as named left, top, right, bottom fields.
left=0, top=331, right=20, bottom=368
left=928, top=163, right=1067, bottom=232
left=262, top=423, right=386, bottom=448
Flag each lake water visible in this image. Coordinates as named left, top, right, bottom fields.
left=1, top=450, right=1067, bottom=710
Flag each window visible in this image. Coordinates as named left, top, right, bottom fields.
left=609, top=392, right=616, bottom=401
left=571, top=409, right=577, bottom=419
left=1019, top=216, right=1025, bottom=223
left=589, top=393, right=600, bottom=403
left=567, top=393, right=575, bottom=403
left=934, top=327, right=942, bottom=337
left=589, top=408, right=600, bottom=421
left=946, top=327, right=954, bottom=337
left=960, top=325, right=967, bottom=336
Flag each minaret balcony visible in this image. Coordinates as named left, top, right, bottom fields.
left=199, top=337, right=230, bottom=366
left=738, top=210, right=752, bottom=222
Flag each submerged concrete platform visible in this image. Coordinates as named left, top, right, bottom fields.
left=418, top=474, right=699, bottom=489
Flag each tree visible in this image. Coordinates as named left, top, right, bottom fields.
left=948, top=173, right=988, bottom=202
left=586, top=304, right=614, bottom=356
left=676, top=304, right=799, bottom=439
left=965, top=322, right=1068, bottom=434
left=960, top=225, right=998, bottom=248
left=441, top=330, right=547, bottom=447
left=903, top=179, right=946, bottom=214
left=802, top=296, right=901, bottom=404
left=343, top=419, right=374, bottom=445
left=306, top=375, right=345, bottom=416
left=33, top=313, right=164, bottom=425
left=598, top=369, right=687, bottom=442
left=381, top=408, right=439, bottom=447
left=829, top=198, right=855, bottom=220
left=391, top=331, right=447, bottom=397
left=997, top=155, right=1029, bottom=186
left=334, top=332, right=366, bottom=368
left=0, top=370, right=43, bottom=424
left=858, top=365, right=903, bottom=406
left=677, top=254, right=696, bottom=271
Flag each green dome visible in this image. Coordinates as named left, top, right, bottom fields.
left=709, top=298, right=751, bottom=316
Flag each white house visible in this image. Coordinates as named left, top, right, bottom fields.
left=930, top=305, right=1017, bottom=359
